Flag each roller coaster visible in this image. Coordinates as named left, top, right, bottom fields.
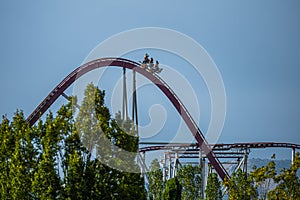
left=26, top=57, right=299, bottom=183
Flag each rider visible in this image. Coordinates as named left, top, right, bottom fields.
left=142, top=53, right=150, bottom=64
left=141, top=53, right=149, bottom=69
left=149, top=57, right=154, bottom=73
left=154, top=60, right=159, bottom=72
left=154, top=60, right=163, bottom=73
left=141, top=54, right=162, bottom=73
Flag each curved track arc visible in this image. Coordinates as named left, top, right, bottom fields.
left=26, top=57, right=229, bottom=180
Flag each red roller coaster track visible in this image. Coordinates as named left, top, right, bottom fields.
left=26, top=57, right=229, bottom=180
left=139, top=142, right=300, bottom=153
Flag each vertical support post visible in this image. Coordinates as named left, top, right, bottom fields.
left=163, top=153, right=167, bottom=182
left=141, top=151, right=146, bottom=174
left=168, top=153, right=172, bottom=180
left=132, top=70, right=138, bottom=135
left=199, top=150, right=205, bottom=199
left=173, top=151, right=179, bottom=178
left=292, top=147, right=295, bottom=163
left=141, top=151, right=146, bottom=163
left=122, top=67, right=128, bottom=121
left=243, top=148, right=248, bottom=173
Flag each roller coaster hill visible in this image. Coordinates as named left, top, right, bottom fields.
left=26, top=57, right=300, bottom=183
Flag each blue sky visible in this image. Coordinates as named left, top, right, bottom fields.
left=0, top=0, right=299, bottom=159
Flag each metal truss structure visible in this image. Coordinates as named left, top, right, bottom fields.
left=138, top=141, right=300, bottom=197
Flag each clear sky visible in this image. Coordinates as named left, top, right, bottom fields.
left=0, top=0, right=299, bottom=159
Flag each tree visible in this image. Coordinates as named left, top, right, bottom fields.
left=57, top=100, right=96, bottom=199
left=75, top=83, right=110, bottom=156
left=250, top=156, right=276, bottom=200
left=63, top=150, right=91, bottom=199
left=0, top=115, right=13, bottom=199
left=249, top=153, right=300, bottom=200
left=32, top=112, right=62, bottom=199
left=205, top=172, right=222, bottom=200
left=74, top=83, right=146, bottom=199
left=8, top=111, right=37, bottom=200
left=0, top=83, right=147, bottom=199
left=177, top=164, right=202, bottom=200
left=224, top=169, right=258, bottom=200
left=148, top=159, right=164, bottom=200
left=267, top=153, right=300, bottom=200
left=163, top=177, right=182, bottom=200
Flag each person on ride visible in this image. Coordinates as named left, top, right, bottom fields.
left=154, top=60, right=159, bottom=72
left=142, top=53, right=150, bottom=64
left=142, top=53, right=149, bottom=69
left=149, top=57, right=154, bottom=73
left=154, top=60, right=163, bottom=73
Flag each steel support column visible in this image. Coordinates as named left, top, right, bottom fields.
left=292, top=147, right=295, bottom=163
left=132, top=70, right=138, bottom=135
left=122, top=67, right=128, bottom=121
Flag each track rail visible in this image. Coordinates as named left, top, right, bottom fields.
left=26, top=57, right=229, bottom=180
left=139, top=142, right=300, bottom=152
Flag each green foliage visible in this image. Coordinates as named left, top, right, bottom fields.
left=148, top=159, right=164, bottom=200
left=0, top=116, right=11, bottom=199
left=3, top=111, right=37, bottom=200
left=249, top=153, right=300, bottom=200
left=250, top=157, right=276, bottom=200
left=147, top=162, right=205, bottom=200
left=224, top=169, right=258, bottom=200
left=205, top=172, right=222, bottom=200
left=74, top=83, right=146, bottom=199
left=32, top=112, right=63, bottom=199
left=0, top=83, right=146, bottom=199
left=163, top=177, right=182, bottom=200
left=76, top=83, right=110, bottom=154
left=266, top=153, right=300, bottom=200
left=177, top=164, right=202, bottom=200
